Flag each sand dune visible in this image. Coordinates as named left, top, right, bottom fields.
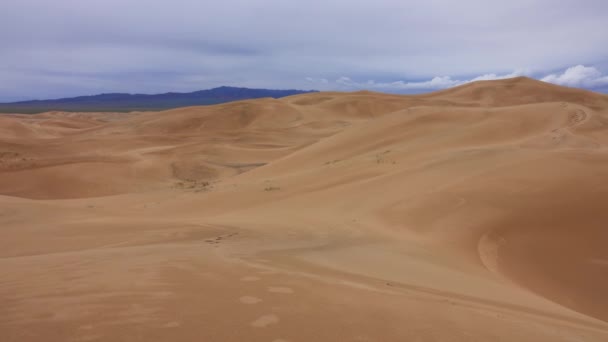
left=2, top=77, right=608, bottom=341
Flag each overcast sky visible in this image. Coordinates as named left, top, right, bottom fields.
left=1, top=0, right=607, bottom=101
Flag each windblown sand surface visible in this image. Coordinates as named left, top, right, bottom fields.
left=2, top=77, right=608, bottom=341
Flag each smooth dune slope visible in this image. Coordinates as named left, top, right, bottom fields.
left=1, top=77, right=608, bottom=342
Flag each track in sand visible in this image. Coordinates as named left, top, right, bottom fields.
left=2, top=77, right=608, bottom=341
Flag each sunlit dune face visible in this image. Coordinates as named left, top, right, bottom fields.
left=2, top=78, right=608, bottom=341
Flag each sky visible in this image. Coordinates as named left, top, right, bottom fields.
left=1, top=0, right=607, bottom=101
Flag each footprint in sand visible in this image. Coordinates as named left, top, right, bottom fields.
left=239, top=296, right=262, bottom=304
left=164, top=321, right=181, bottom=328
left=250, top=314, right=279, bottom=327
left=267, top=286, right=294, bottom=294
left=257, top=270, right=277, bottom=275
left=241, top=276, right=261, bottom=282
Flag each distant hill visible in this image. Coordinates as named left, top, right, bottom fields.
left=0, top=86, right=317, bottom=114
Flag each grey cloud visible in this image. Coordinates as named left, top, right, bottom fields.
left=0, top=0, right=607, bottom=101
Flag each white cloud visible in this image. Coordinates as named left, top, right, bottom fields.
left=317, top=70, right=528, bottom=91
left=365, top=76, right=460, bottom=90
left=541, top=65, right=608, bottom=88
left=336, top=76, right=353, bottom=85
left=304, top=65, right=608, bottom=92
left=305, top=77, right=328, bottom=84
left=469, top=70, right=528, bottom=82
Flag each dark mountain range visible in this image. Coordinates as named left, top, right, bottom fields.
left=0, top=86, right=317, bottom=113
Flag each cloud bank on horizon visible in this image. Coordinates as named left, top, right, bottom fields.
left=0, top=0, right=607, bottom=101
left=308, top=65, right=608, bottom=92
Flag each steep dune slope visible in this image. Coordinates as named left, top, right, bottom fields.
left=2, top=78, right=608, bottom=341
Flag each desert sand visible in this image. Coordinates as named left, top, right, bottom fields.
left=2, top=77, right=608, bottom=341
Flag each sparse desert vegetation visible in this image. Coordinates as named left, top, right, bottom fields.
left=2, top=78, right=608, bottom=342
left=174, top=179, right=211, bottom=192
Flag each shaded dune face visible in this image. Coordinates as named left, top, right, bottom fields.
left=478, top=169, right=608, bottom=322
left=397, top=150, right=608, bottom=321
left=2, top=77, right=608, bottom=341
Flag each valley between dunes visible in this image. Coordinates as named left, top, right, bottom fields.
left=2, top=77, right=608, bottom=341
